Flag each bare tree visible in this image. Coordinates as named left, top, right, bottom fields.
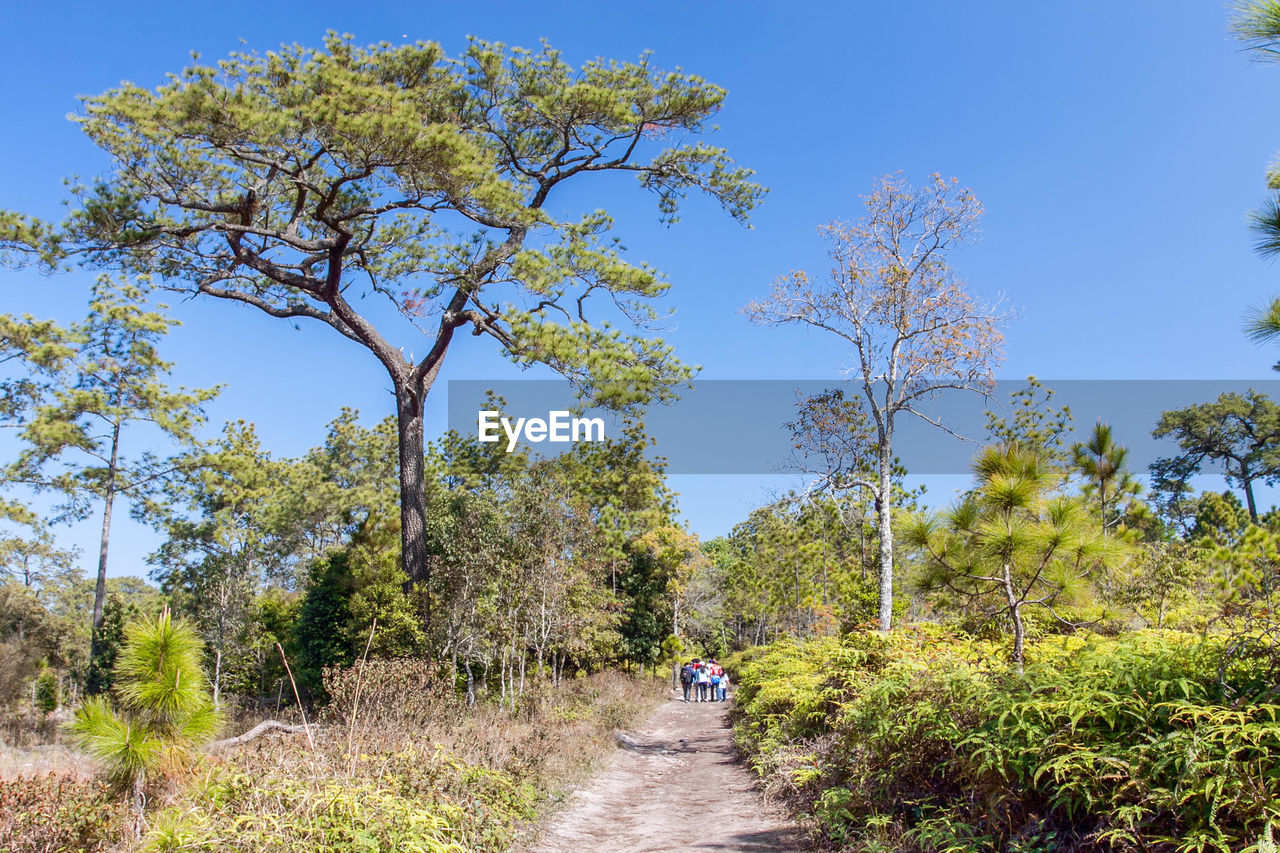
left=745, top=173, right=1005, bottom=631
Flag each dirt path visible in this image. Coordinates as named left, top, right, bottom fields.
left=526, top=690, right=810, bottom=852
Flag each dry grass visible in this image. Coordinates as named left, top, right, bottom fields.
left=0, top=743, right=95, bottom=783
left=0, top=664, right=665, bottom=851
left=137, top=665, right=665, bottom=851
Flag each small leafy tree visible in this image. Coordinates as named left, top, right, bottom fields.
left=84, top=592, right=131, bottom=696
left=905, top=444, right=1122, bottom=669
left=67, top=608, right=220, bottom=836
left=34, top=667, right=59, bottom=713
left=1116, top=541, right=1208, bottom=630
left=0, top=513, right=79, bottom=590
left=631, top=526, right=715, bottom=640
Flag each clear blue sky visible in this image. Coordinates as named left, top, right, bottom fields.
left=4, top=1, right=1280, bottom=578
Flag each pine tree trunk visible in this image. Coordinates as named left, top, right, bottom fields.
left=1003, top=561, right=1025, bottom=672
left=1242, top=465, right=1259, bottom=523
left=129, top=771, right=146, bottom=840
left=91, top=423, right=121, bottom=643
left=394, top=382, right=431, bottom=625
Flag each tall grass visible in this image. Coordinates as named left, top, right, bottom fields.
left=140, top=664, right=663, bottom=852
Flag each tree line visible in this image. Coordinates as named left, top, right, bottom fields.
left=2, top=17, right=1280, bottom=725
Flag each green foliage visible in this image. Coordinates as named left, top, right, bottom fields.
left=13, top=275, right=218, bottom=523
left=731, top=627, right=1280, bottom=851
left=294, top=551, right=359, bottom=696
left=618, top=540, right=671, bottom=666
left=0, top=515, right=79, bottom=592
left=660, top=633, right=685, bottom=663
left=0, top=581, right=61, bottom=707
left=85, top=592, right=133, bottom=695
left=142, top=771, right=468, bottom=852
left=1233, top=2, right=1280, bottom=265
left=0, top=312, right=74, bottom=428
left=68, top=609, right=221, bottom=793
left=631, top=526, right=715, bottom=640
left=906, top=444, right=1124, bottom=666
left=1112, top=541, right=1214, bottom=630
left=1152, top=390, right=1280, bottom=522
left=34, top=667, right=59, bottom=713
left=423, top=431, right=651, bottom=681
left=545, top=419, right=676, bottom=564
left=986, top=377, right=1074, bottom=468
left=0, top=209, right=63, bottom=269
left=151, top=411, right=402, bottom=702
left=1235, top=1, right=1280, bottom=64
left=1071, top=419, right=1147, bottom=534
left=1191, top=490, right=1255, bottom=547
left=720, top=494, right=882, bottom=649
left=8, top=275, right=218, bottom=668
left=43, top=32, right=762, bottom=589
left=71, top=695, right=164, bottom=790
left=294, top=517, right=425, bottom=696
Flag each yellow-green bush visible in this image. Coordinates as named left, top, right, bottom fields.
left=143, top=769, right=468, bottom=852
left=730, top=626, right=1280, bottom=852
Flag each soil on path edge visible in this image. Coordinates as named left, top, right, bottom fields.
left=525, top=691, right=811, bottom=852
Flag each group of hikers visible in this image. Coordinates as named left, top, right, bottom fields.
left=679, top=658, right=729, bottom=702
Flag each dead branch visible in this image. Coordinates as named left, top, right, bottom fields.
left=208, top=720, right=312, bottom=751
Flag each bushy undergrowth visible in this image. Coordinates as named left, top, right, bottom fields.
left=0, top=773, right=124, bottom=852
left=729, top=626, right=1280, bottom=852
left=140, top=664, right=662, bottom=852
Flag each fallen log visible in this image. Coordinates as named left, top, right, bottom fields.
left=208, top=720, right=311, bottom=751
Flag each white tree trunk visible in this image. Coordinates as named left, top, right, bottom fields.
left=877, top=438, right=895, bottom=631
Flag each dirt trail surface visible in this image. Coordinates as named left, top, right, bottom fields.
left=526, top=691, right=810, bottom=852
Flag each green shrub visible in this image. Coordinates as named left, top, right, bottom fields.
left=67, top=608, right=222, bottom=839
left=34, top=668, right=59, bottom=714
left=142, top=769, right=468, bottom=852
left=731, top=626, right=1280, bottom=852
